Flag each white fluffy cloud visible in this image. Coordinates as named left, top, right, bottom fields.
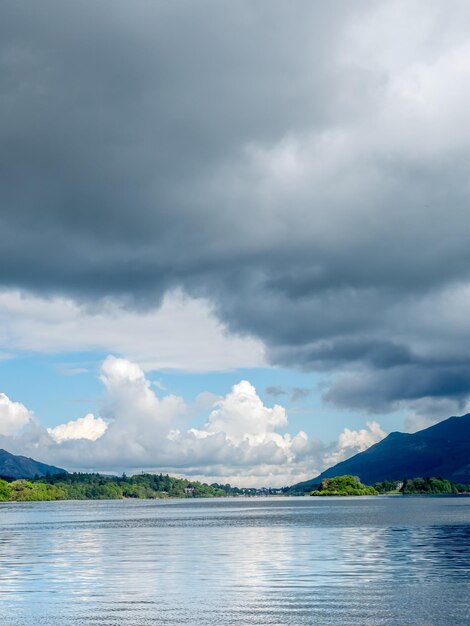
left=100, top=354, right=187, bottom=435
left=1, top=358, right=316, bottom=485
left=201, top=380, right=288, bottom=443
left=0, top=393, right=31, bottom=436
left=1, top=356, right=387, bottom=486
left=47, top=413, right=107, bottom=443
left=324, top=421, right=386, bottom=467
left=164, top=379, right=314, bottom=485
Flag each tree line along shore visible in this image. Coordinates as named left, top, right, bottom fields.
left=310, top=475, right=470, bottom=496
left=0, top=472, right=267, bottom=501
left=0, top=472, right=469, bottom=502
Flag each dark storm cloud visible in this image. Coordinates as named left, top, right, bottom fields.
left=324, top=364, right=470, bottom=413
left=0, top=0, right=355, bottom=297
left=3, top=1, right=470, bottom=412
left=268, top=338, right=414, bottom=371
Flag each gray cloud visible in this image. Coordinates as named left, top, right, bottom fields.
left=2, top=1, right=470, bottom=413
left=265, top=386, right=287, bottom=398
left=291, top=387, right=311, bottom=402
left=265, top=385, right=311, bottom=402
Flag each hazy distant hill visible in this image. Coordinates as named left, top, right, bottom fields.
left=291, top=414, right=470, bottom=493
left=0, top=449, right=66, bottom=479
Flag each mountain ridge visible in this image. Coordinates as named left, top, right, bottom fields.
left=291, top=413, right=470, bottom=492
left=0, top=448, right=66, bottom=479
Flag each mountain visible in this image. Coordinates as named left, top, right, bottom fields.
left=0, top=449, right=66, bottom=479
left=291, top=413, right=470, bottom=493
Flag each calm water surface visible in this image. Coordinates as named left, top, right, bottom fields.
left=0, top=496, right=469, bottom=625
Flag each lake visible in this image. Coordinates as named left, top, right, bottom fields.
left=0, top=496, right=469, bottom=625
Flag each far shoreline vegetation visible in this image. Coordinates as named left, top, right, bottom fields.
left=0, top=472, right=277, bottom=502
left=0, top=472, right=469, bottom=502
left=310, top=475, right=379, bottom=496
left=374, top=476, right=470, bottom=495
left=310, top=475, right=470, bottom=497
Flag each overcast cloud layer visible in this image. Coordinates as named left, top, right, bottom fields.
left=2, top=1, right=470, bottom=420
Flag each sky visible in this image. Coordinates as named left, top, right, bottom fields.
left=1, top=1, right=470, bottom=486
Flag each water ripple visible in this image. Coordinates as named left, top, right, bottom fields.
left=0, top=497, right=468, bottom=625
